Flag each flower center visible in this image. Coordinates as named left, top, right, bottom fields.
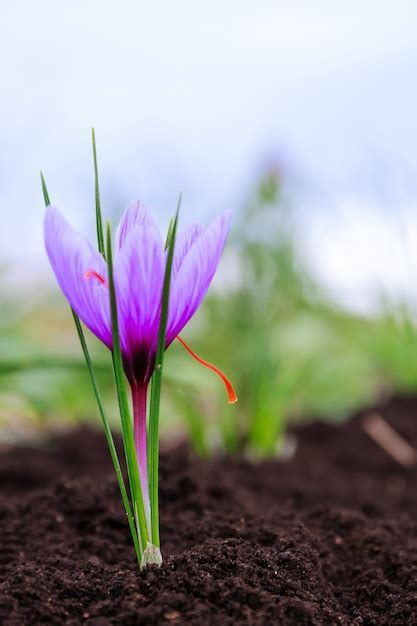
left=83, top=269, right=238, bottom=404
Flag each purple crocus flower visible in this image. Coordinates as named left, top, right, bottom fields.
left=44, top=201, right=234, bottom=522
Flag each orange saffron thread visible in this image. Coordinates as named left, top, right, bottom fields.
left=176, top=336, right=238, bottom=404
left=84, top=270, right=107, bottom=286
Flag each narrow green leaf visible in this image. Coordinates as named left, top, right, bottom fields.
left=40, top=172, right=50, bottom=205
left=148, top=194, right=181, bottom=547
left=40, top=173, right=141, bottom=565
left=164, top=216, right=175, bottom=250
left=106, top=221, right=150, bottom=553
left=92, top=128, right=106, bottom=259
left=71, top=311, right=142, bottom=564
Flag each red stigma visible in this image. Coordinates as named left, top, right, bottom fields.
left=176, top=336, right=238, bottom=404
left=84, top=270, right=107, bottom=286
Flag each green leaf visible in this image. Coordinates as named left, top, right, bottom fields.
left=148, top=194, right=181, bottom=547
left=40, top=172, right=50, bottom=205
left=40, top=172, right=141, bottom=565
left=71, top=311, right=142, bottom=563
left=164, top=216, right=176, bottom=250
left=92, top=128, right=106, bottom=259
left=106, top=221, right=150, bottom=553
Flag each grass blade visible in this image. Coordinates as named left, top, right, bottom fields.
left=106, top=221, right=150, bottom=555
left=40, top=173, right=141, bottom=565
left=71, top=311, right=142, bottom=564
left=40, top=172, right=50, bottom=205
left=92, top=128, right=106, bottom=259
left=148, top=195, right=181, bottom=547
left=164, top=216, right=175, bottom=250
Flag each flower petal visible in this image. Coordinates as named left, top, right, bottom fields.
left=172, top=222, right=203, bottom=276
left=167, top=210, right=231, bottom=343
left=114, top=223, right=165, bottom=381
left=44, top=206, right=112, bottom=348
left=115, top=201, right=161, bottom=252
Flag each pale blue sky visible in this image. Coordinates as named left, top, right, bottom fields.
left=1, top=1, right=417, bottom=310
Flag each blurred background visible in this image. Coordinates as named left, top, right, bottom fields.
left=1, top=1, right=417, bottom=455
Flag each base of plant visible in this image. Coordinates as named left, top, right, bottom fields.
left=141, top=543, right=162, bottom=568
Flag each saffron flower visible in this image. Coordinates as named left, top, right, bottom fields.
left=44, top=200, right=236, bottom=562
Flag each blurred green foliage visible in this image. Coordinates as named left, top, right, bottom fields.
left=167, top=170, right=417, bottom=456
left=2, top=171, right=417, bottom=455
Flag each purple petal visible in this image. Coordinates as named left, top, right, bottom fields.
left=167, top=210, right=231, bottom=343
left=44, top=206, right=112, bottom=348
left=172, top=222, right=203, bottom=276
left=114, top=223, right=165, bottom=380
left=115, top=201, right=161, bottom=252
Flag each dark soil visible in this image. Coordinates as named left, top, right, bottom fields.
left=0, top=396, right=416, bottom=625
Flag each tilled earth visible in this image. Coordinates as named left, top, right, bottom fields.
left=0, top=395, right=416, bottom=624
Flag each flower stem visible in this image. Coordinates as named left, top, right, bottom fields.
left=131, top=383, right=151, bottom=532
left=106, top=223, right=150, bottom=557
